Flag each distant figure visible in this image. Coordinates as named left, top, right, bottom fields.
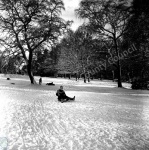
left=46, top=82, right=55, bottom=86
left=39, top=77, right=42, bottom=85
left=7, top=78, right=10, bottom=80
left=56, top=86, right=75, bottom=103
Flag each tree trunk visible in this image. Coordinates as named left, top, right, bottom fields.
left=76, top=73, right=78, bottom=81
left=112, top=70, right=115, bottom=82
left=27, top=64, right=36, bottom=84
left=84, top=74, right=86, bottom=83
left=117, top=60, right=122, bottom=87
left=87, top=73, right=90, bottom=82
left=113, top=36, right=122, bottom=88
left=27, top=50, right=36, bottom=84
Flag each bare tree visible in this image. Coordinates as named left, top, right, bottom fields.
left=76, top=0, right=129, bottom=87
left=0, top=0, right=70, bottom=84
left=57, top=30, right=81, bottom=78
left=57, top=26, right=95, bottom=82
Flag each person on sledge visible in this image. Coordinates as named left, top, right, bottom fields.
left=56, top=86, right=75, bottom=103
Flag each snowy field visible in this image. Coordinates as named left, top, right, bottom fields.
left=0, top=74, right=149, bottom=150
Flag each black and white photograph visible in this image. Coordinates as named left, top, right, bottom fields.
left=0, top=0, right=149, bottom=149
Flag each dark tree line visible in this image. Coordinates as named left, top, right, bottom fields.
left=56, top=0, right=149, bottom=87
left=0, top=0, right=149, bottom=88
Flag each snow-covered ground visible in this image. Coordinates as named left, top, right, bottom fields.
left=0, top=75, right=149, bottom=150
left=0, top=74, right=132, bottom=89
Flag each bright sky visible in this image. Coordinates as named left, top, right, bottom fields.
left=62, top=0, right=85, bottom=31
